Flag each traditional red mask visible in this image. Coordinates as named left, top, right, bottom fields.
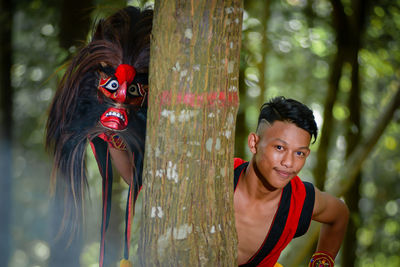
left=98, top=64, right=148, bottom=130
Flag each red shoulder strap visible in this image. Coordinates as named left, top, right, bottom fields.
left=234, top=157, right=246, bottom=168
left=257, top=176, right=307, bottom=266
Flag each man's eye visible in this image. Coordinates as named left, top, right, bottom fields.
left=296, top=151, right=305, bottom=157
left=105, top=79, right=119, bottom=91
left=276, top=145, right=283, bottom=150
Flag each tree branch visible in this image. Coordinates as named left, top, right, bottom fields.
left=332, top=87, right=400, bottom=196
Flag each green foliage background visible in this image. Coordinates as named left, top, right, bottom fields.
left=5, top=0, right=399, bottom=266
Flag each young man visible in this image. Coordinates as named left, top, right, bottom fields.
left=110, top=96, right=348, bottom=266
left=234, top=97, right=349, bottom=266
left=234, top=96, right=349, bottom=266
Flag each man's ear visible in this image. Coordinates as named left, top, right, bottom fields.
left=248, top=133, right=259, bottom=154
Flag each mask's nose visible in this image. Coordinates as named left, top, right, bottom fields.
left=114, top=82, right=127, bottom=103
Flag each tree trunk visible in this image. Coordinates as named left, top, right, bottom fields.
left=0, top=0, right=13, bottom=265
left=313, top=0, right=352, bottom=190
left=342, top=1, right=369, bottom=263
left=139, top=1, right=243, bottom=266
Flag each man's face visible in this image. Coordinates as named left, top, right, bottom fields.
left=252, top=120, right=311, bottom=190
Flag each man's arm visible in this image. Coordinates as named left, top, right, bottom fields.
left=108, top=145, right=133, bottom=184
left=312, top=188, right=349, bottom=259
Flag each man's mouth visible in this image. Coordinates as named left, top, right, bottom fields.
left=274, top=168, right=293, bottom=179
left=100, top=107, right=128, bottom=130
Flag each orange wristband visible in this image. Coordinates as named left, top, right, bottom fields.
left=309, top=251, right=334, bottom=267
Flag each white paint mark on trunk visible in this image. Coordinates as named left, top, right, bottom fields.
left=166, top=161, right=178, bottom=183
left=220, top=167, right=226, bottom=177
left=178, top=109, right=199, bottom=122
left=156, top=169, right=164, bottom=178
left=206, top=138, right=213, bottom=152
left=150, top=206, right=164, bottom=218
left=228, top=60, right=235, bottom=74
left=157, top=206, right=164, bottom=218
left=157, top=228, right=172, bottom=258
left=151, top=207, right=156, bottom=218
left=224, top=130, right=232, bottom=139
left=184, top=28, right=193, bottom=39
left=225, top=7, right=234, bottom=14
left=215, top=138, right=221, bottom=150
left=180, top=69, right=188, bottom=79
left=161, top=109, right=176, bottom=123
left=210, top=225, right=216, bottom=234
left=172, top=61, right=181, bottom=71
left=229, top=85, right=238, bottom=92
left=173, top=224, right=193, bottom=240
left=227, top=113, right=234, bottom=124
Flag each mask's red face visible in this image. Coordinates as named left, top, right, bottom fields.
left=98, top=64, right=148, bottom=130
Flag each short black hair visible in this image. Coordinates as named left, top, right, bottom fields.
left=257, top=96, right=318, bottom=143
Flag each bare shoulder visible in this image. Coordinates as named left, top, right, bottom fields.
left=312, top=187, right=349, bottom=224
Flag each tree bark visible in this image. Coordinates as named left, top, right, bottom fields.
left=0, top=0, right=13, bottom=265
left=139, top=1, right=243, bottom=266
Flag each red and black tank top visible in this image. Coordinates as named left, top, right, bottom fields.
left=234, top=158, right=315, bottom=267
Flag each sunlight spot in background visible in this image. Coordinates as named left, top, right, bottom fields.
left=384, top=219, right=399, bottom=236
left=13, top=63, right=26, bottom=77
left=247, top=85, right=261, bottom=98
left=310, top=104, right=323, bottom=130
left=286, top=0, right=306, bottom=7
left=39, top=88, right=53, bottom=101
left=385, top=200, right=398, bottom=216
left=335, top=135, right=346, bottom=151
left=333, top=103, right=349, bottom=120
left=362, top=181, right=377, bottom=198
left=384, top=136, right=397, bottom=150
left=80, top=242, right=100, bottom=267
left=41, top=24, right=54, bottom=36
left=288, top=19, right=302, bottom=31
left=312, top=60, right=329, bottom=79
left=357, top=228, right=374, bottom=247
left=30, top=67, right=43, bottom=82
left=32, top=240, right=50, bottom=261
left=10, top=250, right=28, bottom=267
left=278, top=40, right=292, bottom=53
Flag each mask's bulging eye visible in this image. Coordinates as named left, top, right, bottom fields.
left=105, top=79, right=119, bottom=91
left=128, top=84, right=139, bottom=96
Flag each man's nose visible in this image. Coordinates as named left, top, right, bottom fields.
left=281, top=152, right=293, bottom=168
